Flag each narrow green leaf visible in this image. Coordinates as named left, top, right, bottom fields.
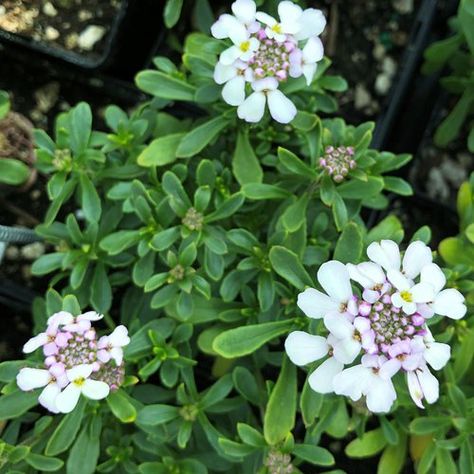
left=232, top=131, right=263, bottom=185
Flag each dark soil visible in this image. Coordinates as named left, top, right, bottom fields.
left=321, top=0, right=422, bottom=125
left=0, top=0, right=123, bottom=59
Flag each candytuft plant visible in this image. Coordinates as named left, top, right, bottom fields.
left=0, top=1, right=473, bottom=473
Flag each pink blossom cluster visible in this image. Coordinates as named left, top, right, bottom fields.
left=319, top=145, right=356, bottom=183
left=285, top=240, right=466, bottom=413
left=17, top=311, right=130, bottom=414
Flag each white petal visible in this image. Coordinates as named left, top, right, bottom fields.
left=255, top=12, right=277, bottom=27
left=108, top=325, right=130, bottom=348
left=220, top=45, right=243, bottom=66
left=308, top=357, right=343, bottom=394
left=324, top=313, right=353, bottom=340
left=411, top=283, right=435, bottom=303
left=303, top=36, right=324, bottom=63
left=232, top=0, right=256, bottom=23
left=297, top=288, right=339, bottom=319
left=433, top=289, right=466, bottom=319
left=366, top=377, right=396, bottom=413
left=211, top=14, right=240, bottom=39
left=237, top=91, right=266, bottom=123
left=78, top=311, right=103, bottom=322
left=47, top=311, right=74, bottom=328
left=367, top=240, right=401, bottom=272
left=353, top=316, right=371, bottom=333
left=17, top=368, right=51, bottom=391
left=302, top=63, right=317, bottom=86
left=252, top=77, right=278, bottom=92
left=295, top=9, right=327, bottom=40
left=66, top=364, right=93, bottom=382
left=420, top=263, right=446, bottom=294
left=407, top=371, right=424, bottom=409
left=110, top=347, right=124, bottom=365
left=284, top=331, right=329, bottom=366
left=214, top=62, right=237, bottom=84
left=317, top=260, right=352, bottom=304
left=289, top=50, right=303, bottom=78
left=347, top=263, right=372, bottom=288
left=391, top=292, right=404, bottom=308
left=418, top=366, right=439, bottom=404
left=402, top=301, right=417, bottom=315
left=358, top=262, right=386, bottom=286
left=278, top=1, right=303, bottom=24
left=378, top=358, right=401, bottom=379
left=222, top=75, right=246, bottom=106
left=387, top=269, right=411, bottom=292
left=38, top=383, right=61, bottom=413
left=333, top=365, right=368, bottom=401
left=424, top=342, right=450, bottom=370
left=82, top=379, right=110, bottom=400
left=403, top=241, right=432, bottom=279
left=23, top=333, right=48, bottom=353
left=267, top=89, right=297, bottom=124
left=332, top=337, right=361, bottom=364
left=55, top=383, right=82, bottom=413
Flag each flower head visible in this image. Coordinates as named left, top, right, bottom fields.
left=211, top=0, right=326, bottom=123
left=17, top=309, right=130, bottom=414
left=319, top=145, right=356, bottom=183
left=285, top=240, right=466, bottom=413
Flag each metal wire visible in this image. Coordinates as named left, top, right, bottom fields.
left=0, top=224, right=41, bottom=244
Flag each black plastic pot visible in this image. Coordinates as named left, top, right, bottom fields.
left=371, top=0, right=441, bottom=149
left=0, top=1, right=129, bottom=70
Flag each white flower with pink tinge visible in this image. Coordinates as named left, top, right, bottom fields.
left=55, top=364, right=110, bottom=413
left=97, top=325, right=130, bottom=365
left=210, top=0, right=326, bottom=123
left=17, top=307, right=130, bottom=414
left=284, top=239, right=467, bottom=413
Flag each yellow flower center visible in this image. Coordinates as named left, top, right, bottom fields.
left=272, top=24, right=282, bottom=34
left=400, top=290, right=413, bottom=303
left=240, top=41, right=250, bottom=52
left=74, top=377, right=86, bottom=387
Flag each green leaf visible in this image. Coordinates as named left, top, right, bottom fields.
left=263, top=356, right=297, bottom=445
left=278, top=147, right=316, bottom=178
left=100, top=230, right=141, bottom=255
left=164, top=0, right=183, bottom=27
left=0, top=390, right=39, bottom=420
left=79, top=174, right=101, bottom=223
left=137, top=133, right=185, bottom=167
left=25, top=453, right=64, bottom=472
left=200, top=375, right=233, bottom=409
left=205, top=193, right=244, bottom=223
left=46, top=398, right=86, bottom=456
left=377, top=433, right=407, bottom=474
left=409, top=417, right=451, bottom=435
left=31, top=253, right=64, bottom=276
left=269, top=246, right=313, bottom=290
left=454, top=329, right=474, bottom=380
left=237, top=423, right=266, bottom=447
left=0, top=361, right=25, bottom=383
left=337, top=176, right=384, bottom=199
left=213, top=320, right=293, bottom=358
left=435, top=447, right=457, bottom=474
left=383, top=176, right=413, bottom=196
left=232, top=130, right=263, bottom=185
left=136, top=404, right=180, bottom=425
left=334, top=222, right=363, bottom=263
left=91, top=262, right=112, bottom=313
left=0, top=90, right=10, bottom=119
left=241, top=183, right=291, bottom=200
left=69, top=102, right=92, bottom=155
left=136, top=70, right=196, bottom=101
left=345, top=429, right=387, bottom=458
left=67, top=418, right=101, bottom=474
left=176, top=116, right=230, bottom=158
left=0, top=159, right=30, bottom=185
left=293, top=444, right=335, bottom=466
left=332, top=193, right=348, bottom=231
left=106, top=389, right=137, bottom=423
left=300, top=378, right=323, bottom=426
left=281, top=195, right=309, bottom=232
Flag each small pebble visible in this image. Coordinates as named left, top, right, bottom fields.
left=5, top=246, right=20, bottom=261
left=45, top=26, right=60, bottom=41
left=392, top=0, right=414, bottom=14
left=382, top=56, right=397, bottom=77
left=21, top=242, right=46, bottom=261
left=375, top=73, right=392, bottom=95
left=0, top=6, right=6, bottom=15
left=373, top=43, right=386, bottom=61
left=354, top=84, right=372, bottom=109
left=43, top=2, right=58, bottom=17
left=30, top=189, right=41, bottom=200
left=65, top=33, right=78, bottom=49
left=78, top=9, right=93, bottom=21
left=77, top=25, right=106, bottom=51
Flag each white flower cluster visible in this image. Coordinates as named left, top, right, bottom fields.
left=211, top=0, right=326, bottom=123
left=285, top=240, right=467, bottom=413
left=17, top=311, right=130, bottom=414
